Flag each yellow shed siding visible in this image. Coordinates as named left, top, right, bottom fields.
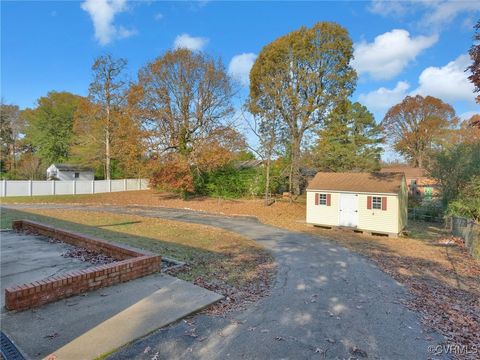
left=357, top=194, right=399, bottom=234
left=306, top=191, right=340, bottom=226
left=398, top=180, right=408, bottom=232
left=307, top=190, right=405, bottom=235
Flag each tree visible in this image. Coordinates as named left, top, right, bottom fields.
left=447, top=176, right=480, bottom=221
left=454, top=114, right=480, bottom=144
left=130, top=48, right=237, bottom=194
left=313, top=101, right=383, bottom=172
left=71, top=98, right=106, bottom=174
left=467, top=20, right=480, bottom=103
left=23, top=92, right=81, bottom=165
left=0, top=102, right=24, bottom=173
left=249, top=22, right=357, bottom=195
left=382, top=95, right=457, bottom=168
left=429, top=142, right=480, bottom=207
left=88, top=54, right=128, bottom=180
left=247, top=108, right=284, bottom=205
left=111, top=109, right=148, bottom=178
left=16, top=152, right=43, bottom=180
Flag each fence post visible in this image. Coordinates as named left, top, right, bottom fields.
left=91, top=180, right=95, bottom=194
left=2, top=180, right=6, bottom=197
left=73, top=180, right=76, bottom=195
left=108, top=180, right=112, bottom=192
left=138, top=178, right=141, bottom=190
left=124, top=179, right=127, bottom=191
left=29, top=180, right=32, bottom=196
left=51, top=180, right=55, bottom=195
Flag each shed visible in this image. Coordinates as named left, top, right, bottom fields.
left=306, top=172, right=407, bottom=236
left=47, top=164, right=94, bottom=181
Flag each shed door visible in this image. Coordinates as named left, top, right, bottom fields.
left=339, top=194, right=358, bottom=227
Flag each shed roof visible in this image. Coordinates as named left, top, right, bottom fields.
left=51, top=164, right=94, bottom=172
left=307, top=172, right=404, bottom=194
left=380, top=166, right=426, bottom=178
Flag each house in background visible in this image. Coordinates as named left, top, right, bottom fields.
left=306, top=172, right=407, bottom=237
left=380, top=166, right=438, bottom=200
left=47, top=164, right=94, bottom=181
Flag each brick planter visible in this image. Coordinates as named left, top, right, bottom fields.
left=6, top=220, right=161, bottom=311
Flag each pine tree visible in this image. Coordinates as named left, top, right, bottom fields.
left=313, top=101, right=383, bottom=172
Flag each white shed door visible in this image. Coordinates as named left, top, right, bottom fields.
left=339, top=194, right=358, bottom=227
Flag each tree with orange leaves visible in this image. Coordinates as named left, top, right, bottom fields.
left=467, top=20, right=480, bottom=103
left=129, top=48, right=241, bottom=195
left=382, top=95, right=457, bottom=168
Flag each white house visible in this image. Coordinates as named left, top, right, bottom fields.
left=306, top=172, right=408, bottom=236
left=46, top=164, right=94, bottom=181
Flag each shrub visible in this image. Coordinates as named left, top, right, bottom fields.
left=447, top=176, right=480, bottom=221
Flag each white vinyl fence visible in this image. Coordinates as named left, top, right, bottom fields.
left=0, top=179, right=149, bottom=197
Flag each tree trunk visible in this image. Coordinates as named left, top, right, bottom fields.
left=291, top=136, right=302, bottom=196
left=105, top=106, right=111, bottom=180
left=264, top=156, right=271, bottom=206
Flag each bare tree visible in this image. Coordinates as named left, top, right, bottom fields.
left=131, top=48, right=234, bottom=160
left=245, top=108, right=283, bottom=206
left=88, top=54, right=127, bottom=179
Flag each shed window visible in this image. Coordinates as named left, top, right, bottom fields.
left=74, top=172, right=80, bottom=179
left=314, top=193, right=331, bottom=206
left=372, top=196, right=382, bottom=210
left=319, top=193, right=327, bottom=205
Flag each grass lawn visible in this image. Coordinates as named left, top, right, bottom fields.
left=2, top=190, right=479, bottom=349
left=0, top=207, right=275, bottom=313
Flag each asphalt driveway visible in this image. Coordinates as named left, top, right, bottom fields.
left=4, top=204, right=445, bottom=359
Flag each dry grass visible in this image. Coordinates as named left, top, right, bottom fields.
left=1, top=207, right=275, bottom=313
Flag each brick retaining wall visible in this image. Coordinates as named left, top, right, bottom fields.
left=6, top=220, right=161, bottom=311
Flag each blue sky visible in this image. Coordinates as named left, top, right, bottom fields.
left=2, top=0, right=479, bottom=127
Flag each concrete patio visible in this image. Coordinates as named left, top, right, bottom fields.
left=0, top=231, right=223, bottom=360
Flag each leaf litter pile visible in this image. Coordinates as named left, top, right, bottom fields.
left=167, top=259, right=276, bottom=315
left=358, top=235, right=480, bottom=360
left=61, top=247, right=117, bottom=265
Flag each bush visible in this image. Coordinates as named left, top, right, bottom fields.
left=198, top=166, right=261, bottom=199
left=447, top=176, right=480, bottom=221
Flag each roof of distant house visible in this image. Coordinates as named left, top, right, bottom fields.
left=50, top=164, right=94, bottom=172
left=307, top=172, right=405, bottom=194
left=380, top=166, right=426, bottom=178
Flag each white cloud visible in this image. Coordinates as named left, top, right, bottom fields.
left=154, top=12, right=163, bottom=21
left=173, top=34, right=208, bottom=51
left=424, top=0, right=480, bottom=28
left=368, top=0, right=410, bottom=17
left=352, top=29, right=438, bottom=80
left=81, top=0, right=136, bottom=45
left=368, top=1, right=480, bottom=28
left=459, top=111, right=479, bottom=121
left=359, top=81, right=410, bottom=115
left=412, top=54, right=476, bottom=103
left=228, top=53, right=257, bottom=87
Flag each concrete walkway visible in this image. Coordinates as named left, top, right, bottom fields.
left=4, top=204, right=447, bottom=359
left=1, top=272, right=222, bottom=360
